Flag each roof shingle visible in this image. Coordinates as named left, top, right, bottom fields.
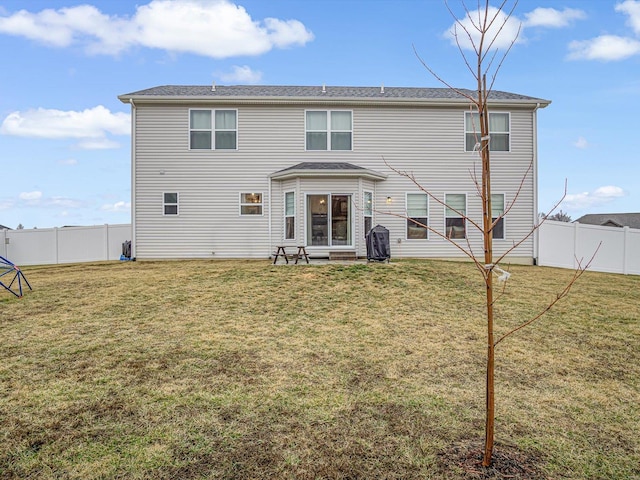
left=119, top=85, right=549, bottom=104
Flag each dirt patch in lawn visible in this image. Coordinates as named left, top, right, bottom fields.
left=437, top=441, right=547, bottom=479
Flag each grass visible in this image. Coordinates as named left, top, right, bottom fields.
left=1, top=259, right=639, bottom=479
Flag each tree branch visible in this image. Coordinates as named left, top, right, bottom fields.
left=494, top=244, right=600, bottom=346
left=493, top=179, right=567, bottom=266
left=382, top=156, right=484, bottom=233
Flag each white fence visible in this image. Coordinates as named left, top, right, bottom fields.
left=2, top=221, right=638, bottom=275
left=1, top=224, right=131, bottom=266
left=538, top=220, right=640, bottom=275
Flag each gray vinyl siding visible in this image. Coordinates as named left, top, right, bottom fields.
left=133, top=102, right=536, bottom=260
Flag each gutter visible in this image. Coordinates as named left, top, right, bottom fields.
left=118, top=95, right=551, bottom=109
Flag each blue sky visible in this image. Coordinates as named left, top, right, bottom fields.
left=1, top=0, right=639, bottom=229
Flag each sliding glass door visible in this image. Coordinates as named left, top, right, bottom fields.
left=307, top=194, right=352, bottom=246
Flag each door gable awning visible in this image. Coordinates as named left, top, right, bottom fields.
left=270, top=162, right=387, bottom=181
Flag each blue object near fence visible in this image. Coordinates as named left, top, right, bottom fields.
left=0, top=255, right=32, bottom=298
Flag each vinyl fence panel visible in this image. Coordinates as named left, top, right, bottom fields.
left=2, top=224, right=132, bottom=266
left=538, top=220, right=640, bottom=275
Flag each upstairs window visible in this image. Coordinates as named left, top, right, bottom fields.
left=163, top=192, right=178, bottom=215
left=190, top=109, right=237, bottom=150
left=465, top=112, right=510, bottom=152
left=306, top=110, right=352, bottom=150
left=445, top=193, right=466, bottom=239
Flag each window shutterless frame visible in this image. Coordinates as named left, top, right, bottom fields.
left=464, top=111, right=510, bottom=152
left=491, top=193, right=506, bottom=240
left=405, top=192, right=429, bottom=240
left=239, top=192, right=263, bottom=216
left=284, top=191, right=296, bottom=240
left=163, top=192, right=179, bottom=216
left=363, top=191, right=373, bottom=237
left=444, top=193, right=467, bottom=239
left=189, top=108, right=238, bottom=150
left=305, top=110, right=353, bottom=151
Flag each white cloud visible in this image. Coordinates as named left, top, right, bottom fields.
left=444, top=6, right=522, bottom=51
left=101, top=201, right=131, bottom=212
left=0, top=106, right=129, bottom=148
left=217, top=65, right=263, bottom=84
left=568, top=1, right=640, bottom=61
left=16, top=191, right=83, bottom=209
left=563, top=186, right=625, bottom=209
left=444, top=5, right=587, bottom=52
left=46, top=197, right=82, bottom=208
left=0, top=1, right=314, bottom=58
left=616, top=0, right=640, bottom=35
left=19, top=191, right=43, bottom=201
left=524, top=8, right=586, bottom=28
left=76, top=139, right=122, bottom=150
left=58, top=158, right=78, bottom=165
left=574, top=136, right=589, bottom=149
left=568, top=35, right=640, bottom=61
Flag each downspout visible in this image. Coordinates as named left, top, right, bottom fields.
left=268, top=178, right=272, bottom=258
left=532, top=102, right=540, bottom=265
left=129, top=99, right=137, bottom=259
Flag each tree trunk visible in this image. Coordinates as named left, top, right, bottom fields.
left=480, top=75, right=495, bottom=467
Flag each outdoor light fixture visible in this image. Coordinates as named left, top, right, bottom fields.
left=386, top=196, right=392, bottom=204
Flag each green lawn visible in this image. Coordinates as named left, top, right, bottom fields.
left=1, top=259, right=639, bottom=479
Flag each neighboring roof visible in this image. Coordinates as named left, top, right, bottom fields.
left=270, top=162, right=387, bottom=181
left=119, top=85, right=550, bottom=108
left=0, top=224, right=11, bottom=230
left=575, top=213, right=640, bottom=229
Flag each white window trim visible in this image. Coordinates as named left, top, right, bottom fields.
left=491, top=192, right=506, bottom=240
left=405, top=192, right=429, bottom=240
left=284, top=190, right=296, bottom=241
left=163, top=192, right=179, bottom=216
left=444, top=193, right=467, bottom=240
left=464, top=111, right=511, bottom=153
left=239, top=192, right=264, bottom=216
left=189, top=108, right=238, bottom=151
left=363, top=190, right=373, bottom=236
left=304, top=109, right=353, bottom=151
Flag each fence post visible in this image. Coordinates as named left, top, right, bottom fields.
left=573, top=222, right=580, bottom=269
left=104, top=224, right=110, bottom=261
left=54, top=227, right=59, bottom=264
left=623, top=226, right=629, bottom=275
left=1, top=229, right=6, bottom=258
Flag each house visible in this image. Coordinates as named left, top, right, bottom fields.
left=575, top=213, right=640, bottom=229
left=118, top=85, right=550, bottom=262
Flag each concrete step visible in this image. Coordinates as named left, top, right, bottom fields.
left=329, top=251, right=358, bottom=261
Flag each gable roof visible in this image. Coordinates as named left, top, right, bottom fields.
left=119, top=85, right=550, bottom=108
left=0, top=224, right=11, bottom=230
left=575, top=213, right=640, bottom=229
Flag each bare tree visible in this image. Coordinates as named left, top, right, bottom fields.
left=379, top=0, right=597, bottom=467
left=542, top=209, right=572, bottom=222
